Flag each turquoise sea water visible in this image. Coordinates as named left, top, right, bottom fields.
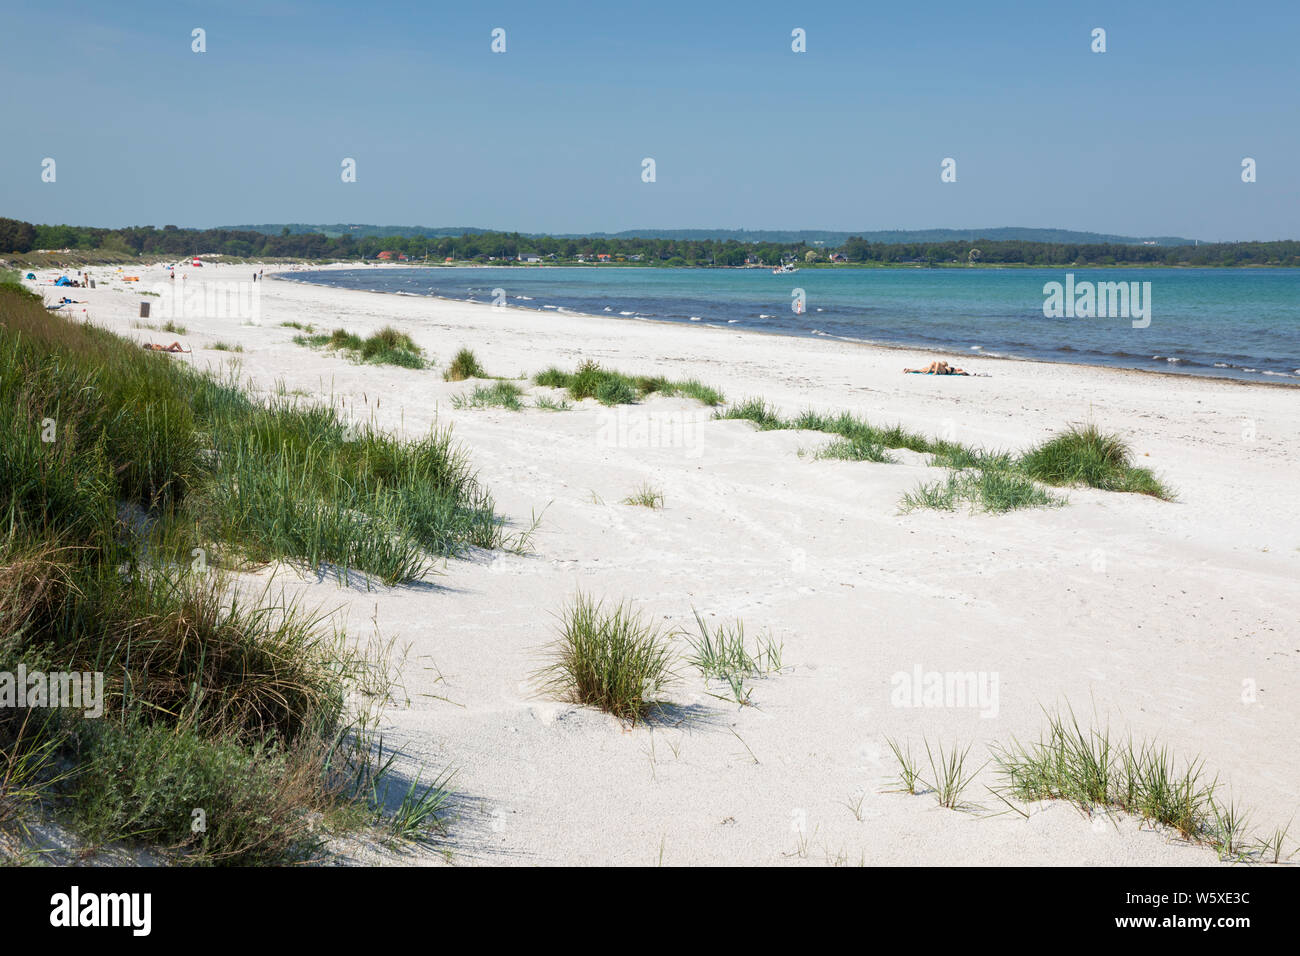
left=283, top=267, right=1300, bottom=383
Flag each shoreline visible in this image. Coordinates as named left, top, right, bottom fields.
left=272, top=267, right=1300, bottom=391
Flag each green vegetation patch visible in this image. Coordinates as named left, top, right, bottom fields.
left=534, top=360, right=724, bottom=407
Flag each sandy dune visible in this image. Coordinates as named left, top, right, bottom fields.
left=30, top=262, right=1299, bottom=865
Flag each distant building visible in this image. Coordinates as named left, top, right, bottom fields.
left=596, top=253, right=612, bottom=262
left=517, top=254, right=542, bottom=263
left=377, top=250, right=397, bottom=260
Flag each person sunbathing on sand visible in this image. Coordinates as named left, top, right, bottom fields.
left=904, top=360, right=969, bottom=375
left=142, top=341, right=190, bottom=353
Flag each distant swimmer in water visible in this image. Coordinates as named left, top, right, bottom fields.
left=142, top=341, right=190, bottom=353
left=904, top=360, right=969, bottom=375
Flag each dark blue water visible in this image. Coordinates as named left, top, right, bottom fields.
left=280, top=267, right=1300, bottom=383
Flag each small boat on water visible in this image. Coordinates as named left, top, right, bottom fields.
left=772, top=263, right=799, bottom=274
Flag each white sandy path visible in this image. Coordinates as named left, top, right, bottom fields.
left=29, top=262, right=1300, bottom=866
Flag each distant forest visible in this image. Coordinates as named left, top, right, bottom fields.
left=226, top=223, right=1202, bottom=246
left=2, top=218, right=1297, bottom=267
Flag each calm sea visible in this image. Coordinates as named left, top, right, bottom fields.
left=281, top=266, right=1300, bottom=383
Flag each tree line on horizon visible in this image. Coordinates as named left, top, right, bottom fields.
left=2, top=218, right=1297, bottom=267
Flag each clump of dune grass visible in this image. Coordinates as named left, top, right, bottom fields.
left=596, top=377, right=637, bottom=406
left=533, top=395, right=571, bottom=411
left=791, top=410, right=933, bottom=453
left=888, top=706, right=1291, bottom=861
left=928, top=443, right=1015, bottom=471
left=814, top=436, right=896, bottom=463
left=444, top=347, right=486, bottom=381
left=280, top=321, right=315, bottom=332
left=0, top=711, right=67, bottom=838
left=964, top=467, right=1066, bottom=513
left=621, top=483, right=664, bottom=509
left=685, top=610, right=782, bottom=680
left=324, top=328, right=364, bottom=351
left=1020, top=423, right=1173, bottom=499
left=659, top=379, right=725, bottom=406
left=1256, top=819, right=1294, bottom=864
left=922, top=738, right=982, bottom=810
left=537, top=594, right=676, bottom=723
left=360, top=327, right=424, bottom=368
left=451, top=381, right=524, bottom=411
left=209, top=341, right=244, bottom=352
left=685, top=610, right=781, bottom=706
left=900, top=468, right=1065, bottom=514
left=534, top=361, right=723, bottom=407
left=569, top=360, right=614, bottom=401
left=533, top=367, right=570, bottom=389
left=899, top=475, right=961, bottom=512
left=991, top=707, right=1237, bottom=850
left=718, top=399, right=1176, bottom=510
left=296, top=327, right=425, bottom=369
left=162, top=320, right=187, bottom=334
left=714, top=397, right=784, bottom=430
left=885, top=737, right=921, bottom=794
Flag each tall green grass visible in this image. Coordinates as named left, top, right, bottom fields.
left=684, top=611, right=782, bottom=707
left=536, top=594, right=676, bottom=723
left=0, top=287, right=500, bottom=859
left=621, top=483, right=665, bottom=509
left=1020, top=423, right=1173, bottom=498
left=888, top=706, right=1291, bottom=860
left=990, top=707, right=1276, bottom=859
left=900, top=467, right=1067, bottom=514
left=297, top=326, right=426, bottom=369
left=534, top=360, right=724, bottom=407
left=714, top=396, right=1173, bottom=510
left=451, top=381, right=524, bottom=411
left=444, top=347, right=486, bottom=381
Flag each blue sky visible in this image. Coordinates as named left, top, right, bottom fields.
left=2, top=0, right=1296, bottom=239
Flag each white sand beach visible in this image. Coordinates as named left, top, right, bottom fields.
left=28, top=262, right=1299, bottom=866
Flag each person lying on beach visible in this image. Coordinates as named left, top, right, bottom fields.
left=142, top=341, right=190, bottom=353
left=904, top=360, right=969, bottom=375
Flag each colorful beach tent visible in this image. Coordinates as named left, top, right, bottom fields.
left=55, top=276, right=72, bottom=286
